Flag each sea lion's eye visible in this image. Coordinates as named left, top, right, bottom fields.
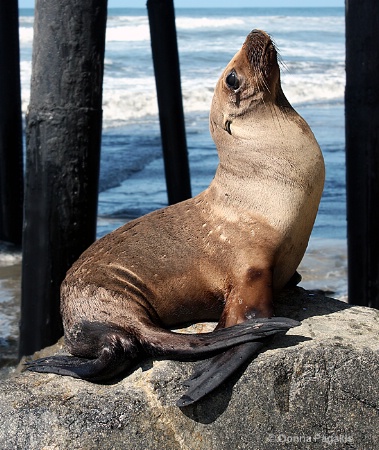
left=226, top=71, right=239, bottom=90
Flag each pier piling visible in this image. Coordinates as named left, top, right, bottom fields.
left=345, top=0, right=379, bottom=308
left=147, top=0, right=192, bottom=204
left=19, top=0, right=108, bottom=356
left=0, top=0, right=24, bottom=245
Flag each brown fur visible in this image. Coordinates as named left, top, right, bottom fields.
left=61, top=29, right=324, bottom=341
left=28, top=30, right=324, bottom=385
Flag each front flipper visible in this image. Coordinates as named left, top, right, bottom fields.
left=177, top=317, right=299, bottom=407
left=177, top=342, right=264, bottom=407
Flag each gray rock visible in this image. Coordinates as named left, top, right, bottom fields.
left=0, top=288, right=378, bottom=449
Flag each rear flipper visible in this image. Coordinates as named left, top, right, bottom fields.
left=25, top=352, right=135, bottom=381
left=177, top=317, right=299, bottom=407
left=25, top=321, right=140, bottom=382
left=25, top=317, right=298, bottom=388
left=177, top=342, right=264, bottom=407
left=25, top=355, right=111, bottom=379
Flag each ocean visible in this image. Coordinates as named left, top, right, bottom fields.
left=0, top=7, right=346, bottom=361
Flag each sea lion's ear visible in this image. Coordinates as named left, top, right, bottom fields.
left=225, top=70, right=240, bottom=91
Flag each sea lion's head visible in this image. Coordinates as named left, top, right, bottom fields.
left=210, top=29, right=291, bottom=142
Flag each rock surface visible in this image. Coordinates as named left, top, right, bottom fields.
left=1, top=288, right=379, bottom=449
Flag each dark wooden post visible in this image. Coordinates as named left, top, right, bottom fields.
left=345, top=0, right=379, bottom=308
left=147, top=0, right=192, bottom=204
left=0, top=0, right=24, bottom=245
left=19, top=0, right=108, bottom=357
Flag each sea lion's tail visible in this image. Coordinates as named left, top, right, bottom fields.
left=25, top=317, right=298, bottom=386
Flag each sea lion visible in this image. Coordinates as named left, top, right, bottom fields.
left=26, top=29, right=325, bottom=406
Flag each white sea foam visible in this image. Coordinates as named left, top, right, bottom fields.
left=107, top=15, right=147, bottom=23
left=100, top=69, right=344, bottom=128
left=176, top=17, right=245, bottom=29
left=175, top=14, right=344, bottom=34
left=279, top=41, right=345, bottom=63
left=19, top=26, right=34, bottom=44
left=18, top=10, right=345, bottom=123
left=102, top=89, right=158, bottom=125
left=17, top=9, right=345, bottom=124
left=20, top=69, right=345, bottom=127
left=282, top=72, right=345, bottom=106
left=0, top=244, right=22, bottom=267
left=105, top=25, right=150, bottom=42
left=0, top=254, right=22, bottom=267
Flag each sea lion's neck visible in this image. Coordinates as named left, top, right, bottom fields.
left=208, top=111, right=324, bottom=234
left=212, top=106, right=312, bottom=186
